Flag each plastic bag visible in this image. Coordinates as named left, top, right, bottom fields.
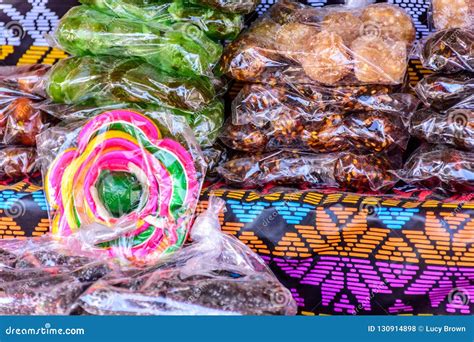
left=46, top=56, right=217, bottom=113
left=189, top=0, right=260, bottom=14
left=431, top=0, right=473, bottom=30
left=0, top=236, right=111, bottom=315
left=231, top=83, right=415, bottom=122
left=219, top=0, right=415, bottom=86
left=0, top=147, right=37, bottom=181
left=414, top=72, right=473, bottom=111
left=80, top=0, right=243, bottom=41
left=221, top=110, right=412, bottom=154
left=76, top=197, right=297, bottom=315
left=0, top=64, right=49, bottom=99
left=217, top=150, right=398, bottom=192
left=53, top=6, right=222, bottom=77
left=38, top=108, right=206, bottom=265
left=0, top=96, right=51, bottom=146
left=421, top=28, right=474, bottom=73
left=202, top=142, right=229, bottom=180
left=410, top=105, right=474, bottom=150
left=39, top=100, right=224, bottom=148
left=400, top=145, right=474, bottom=193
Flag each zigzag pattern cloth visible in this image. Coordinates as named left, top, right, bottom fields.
left=198, top=189, right=474, bottom=315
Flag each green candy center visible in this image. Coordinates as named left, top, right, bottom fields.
left=97, top=171, right=143, bottom=218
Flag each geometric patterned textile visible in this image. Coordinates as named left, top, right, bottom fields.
left=198, top=189, right=474, bottom=315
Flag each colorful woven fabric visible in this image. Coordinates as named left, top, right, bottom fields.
left=198, top=189, right=474, bottom=315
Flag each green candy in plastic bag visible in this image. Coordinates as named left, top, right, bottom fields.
left=54, top=6, right=222, bottom=77
left=46, top=56, right=217, bottom=112
left=80, top=0, right=243, bottom=41
left=168, top=0, right=243, bottom=40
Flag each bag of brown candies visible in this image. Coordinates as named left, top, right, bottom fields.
left=414, top=72, right=473, bottom=111
left=0, top=236, right=111, bottom=315
left=219, top=0, right=415, bottom=86
left=0, top=64, right=49, bottom=99
left=410, top=105, right=474, bottom=151
left=221, top=83, right=417, bottom=154
left=0, top=146, right=38, bottom=182
left=0, top=65, right=53, bottom=147
left=400, top=145, right=474, bottom=193
left=420, top=28, right=474, bottom=73
left=431, top=0, right=473, bottom=30
left=217, top=150, right=398, bottom=192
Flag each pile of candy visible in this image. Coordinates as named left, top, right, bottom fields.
left=217, top=0, right=419, bottom=192
left=0, top=65, right=53, bottom=182
left=0, top=199, right=297, bottom=315
left=402, top=24, right=474, bottom=193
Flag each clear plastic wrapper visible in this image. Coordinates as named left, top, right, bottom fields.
left=0, top=64, right=49, bottom=99
left=189, top=0, right=259, bottom=14
left=0, top=236, right=112, bottom=315
left=231, top=83, right=417, bottom=123
left=219, top=0, right=415, bottom=85
left=46, top=56, right=217, bottom=113
left=76, top=197, right=297, bottom=315
left=0, top=97, right=51, bottom=146
left=39, top=100, right=224, bottom=148
left=38, top=108, right=206, bottom=265
left=410, top=105, right=474, bottom=150
left=217, top=150, right=398, bottom=192
left=414, top=72, right=474, bottom=111
left=80, top=0, right=243, bottom=41
left=202, top=142, right=228, bottom=180
left=421, top=28, right=474, bottom=73
left=221, top=110, right=411, bottom=154
left=53, top=6, right=222, bottom=77
left=431, top=0, right=473, bottom=30
left=0, top=146, right=37, bottom=181
left=400, top=145, right=474, bottom=193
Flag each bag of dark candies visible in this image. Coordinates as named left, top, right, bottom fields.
left=420, top=28, right=474, bottom=73
left=217, top=150, right=398, bottom=192
left=75, top=197, right=297, bottom=316
left=414, top=72, right=473, bottom=111
left=0, top=236, right=111, bottom=315
left=400, top=145, right=474, bottom=193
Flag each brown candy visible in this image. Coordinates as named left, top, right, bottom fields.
left=321, top=11, right=362, bottom=45
left=334, top=153, right=395, bottom=191
left=0, top=146, right=37, bottom=180
left=402, top=146, right=474, bottom=193
left=275, top=22, right=320, bottom=60
left=432, top=0, right=473, bottom=30
left=2, top=97, right=47, bottom=146
left=218, top=150, right=396, bottom=192
left=348, top=112, right=407, bottom=153
left=300, top=31, right=351, bottom=85
left=220, top=121, right=268, bottom=152
left=360, top=3, right=416, bottom=44
left=302, top=114, right=348, bottom=153
left=352, top=36, right=407, bottom=84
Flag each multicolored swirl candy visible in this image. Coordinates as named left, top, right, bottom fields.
left=45, top=109, right=200, bottom=262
